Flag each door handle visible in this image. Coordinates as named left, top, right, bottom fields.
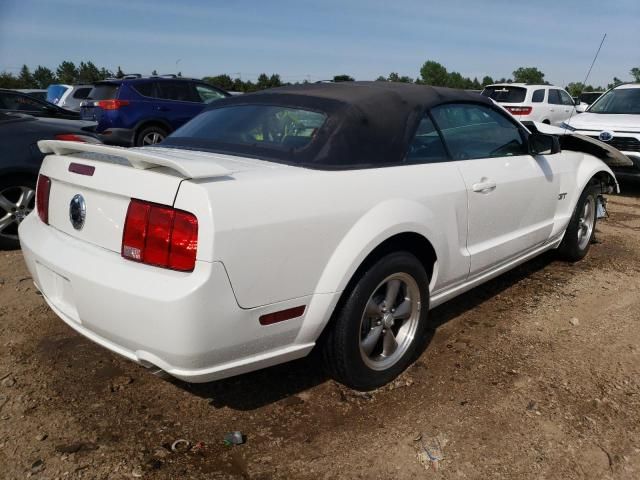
left=472, top=181, right=497, bottom=193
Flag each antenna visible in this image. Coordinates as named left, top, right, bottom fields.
left=563, top=33, right=606, bottom=131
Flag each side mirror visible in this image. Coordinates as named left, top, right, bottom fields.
left=529, top=133, right=560, bottom=155
left=575, top=103, right=587, bottom=113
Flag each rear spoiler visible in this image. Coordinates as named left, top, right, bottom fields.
left=38, top=140, right=232, bottom=179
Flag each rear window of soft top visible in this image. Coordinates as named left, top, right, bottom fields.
left=481, top=86, right=527, bottom=103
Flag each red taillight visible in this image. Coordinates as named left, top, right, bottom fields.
left=55, top=134, right=86, bottom=142
left=96, top=99, right=130, bottom=110
left=505, top=106, right=533, bottom=115
left=36, top=175, right=51, bottom=225
left=122, top=199, right=198, bottom=272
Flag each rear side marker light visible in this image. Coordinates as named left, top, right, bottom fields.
left=122, top=199, right=198, bottom=272
left=505, top=106, right=533, bottom=115
left=36, top=174, right=51, bottom=225
left=68, top=163, right=95, bottom=176
left=259, top=305, right=306, bottom=326
left=55, top=133, right=100, bottom=144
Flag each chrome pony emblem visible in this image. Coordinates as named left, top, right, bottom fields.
left=69, top=194, right=86, bottom=230
left=598, top=131, right=614, bottom=142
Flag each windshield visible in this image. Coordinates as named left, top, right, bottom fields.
left=588, top=87, right=640, bottom=114
left=46, top=85, right=69, bottom=104
left=162, top=105, right=327, bottom=160
left=481, top=86, right=527, bottom=103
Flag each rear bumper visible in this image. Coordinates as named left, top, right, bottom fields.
left=97, top=128, right=135, bottom=147
left=18, top=214, right=315, bottom=382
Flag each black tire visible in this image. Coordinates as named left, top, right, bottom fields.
left=542, top=119, right=551, bottom=125
left=557, top=186, right=599, bottom=262
left=0, top=175, right=37, bottom=250
left=135, top=125, right=168, bottom=147
left=321, top=251, right=431, bottom=391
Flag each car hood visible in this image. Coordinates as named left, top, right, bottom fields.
left=567, top=113, right=640, bottom=132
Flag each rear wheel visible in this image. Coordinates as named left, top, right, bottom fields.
left=321, top=251, right=431, bottom=391
left=0, top=176, right=36, bottom=250
left=135, top=125, right=168, bottom=147
left=558, top=186, right=598, bottom=261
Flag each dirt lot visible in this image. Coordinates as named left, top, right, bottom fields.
left=1, top=185, right=640, bottom=480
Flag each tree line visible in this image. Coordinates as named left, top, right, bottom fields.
left=2, top=60, right=639, bottom=97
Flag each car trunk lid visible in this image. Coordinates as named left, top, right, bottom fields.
left=36, top=140, right=235, bottom=256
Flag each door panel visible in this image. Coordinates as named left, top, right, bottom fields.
left=431, top=103, right=560, bottom=276
left=457, top=154, right=559, bottom=275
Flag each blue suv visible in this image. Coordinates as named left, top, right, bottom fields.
left=80, top=76, right=229, bottom=146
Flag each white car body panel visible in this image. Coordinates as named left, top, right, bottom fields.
left=20, top=120, right=618, bottom=383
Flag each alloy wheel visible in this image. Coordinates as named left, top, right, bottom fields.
left=359, top=272, right=421, bottom=371
left=0, top=186, right=35, bottom=241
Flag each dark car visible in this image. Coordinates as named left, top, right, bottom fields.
left=0, top=89, right=80, bottom=120
left=0, top=112, right=99, bottom=249
left=80, top=76, right=230, bottom=147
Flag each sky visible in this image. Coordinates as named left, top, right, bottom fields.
left=0, top=0, right=638, bottom=87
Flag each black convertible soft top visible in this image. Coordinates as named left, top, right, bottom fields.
left=163, top=81, right=495, bottom=168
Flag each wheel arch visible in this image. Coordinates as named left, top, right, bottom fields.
left=304, top=231, right=438, bottom=351
left=298, top=199, right=445, bottom=345
left=554, top=162, right=618, bottom=242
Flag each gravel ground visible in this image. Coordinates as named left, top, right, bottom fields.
left=1, top=184, right=640, bottom=479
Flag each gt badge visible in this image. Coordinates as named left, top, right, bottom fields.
left=558, top=193, right=567, bottom=200
left=69, top=194, right=86, bottom=230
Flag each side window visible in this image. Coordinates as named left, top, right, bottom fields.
left=547, top=89, right=562, bottom=105
left=531, top=89, right=545, bottom=103
left=559, top=90, right=575, bottom=106
left=156, top=81, right=198, bottom=102
left=431, top=103, right=526, bottom=160
left=405, top=115, right=448, bottom=163
left=194, top=83, right=226, bottom=104
left=72, top=87, right=91, bottom=99
left=1, top=93, right=46, bottom=112
left=133, top=82, right=155, bottom=97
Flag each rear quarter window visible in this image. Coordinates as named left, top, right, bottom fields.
left=531, top=89, right=545, bottom=103
left=481, top=86, right=527, bottom=103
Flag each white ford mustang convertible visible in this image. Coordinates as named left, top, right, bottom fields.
left=20, top=82, right=620, bottom=390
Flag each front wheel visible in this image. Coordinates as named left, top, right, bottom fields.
left=558, top=186, right=598, bottom=261
left=321, top=251, right=431, bottom=391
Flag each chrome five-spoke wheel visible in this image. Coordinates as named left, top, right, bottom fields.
left=321, top=251, right=430, bottom=391
left=359, top=273, right=421, bottom=370
left=577, top=195, right=595, bottom=251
